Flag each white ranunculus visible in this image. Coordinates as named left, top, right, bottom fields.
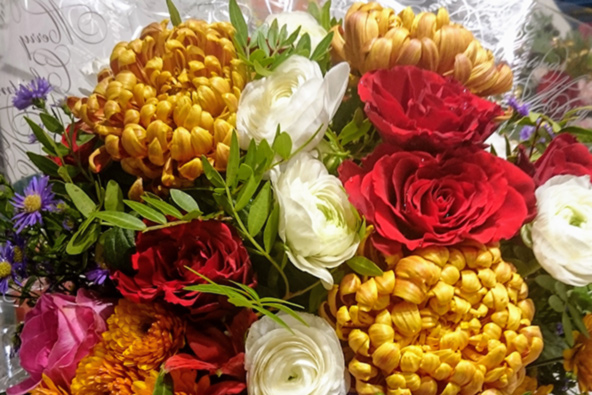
left=245, top=312, right=347, bottom=395
left=265, top=11, right=328, bottom=51
left=236, top=55, right=349, bottom=153
left=532, top=174, right=592, bottom=286
left=270, top=152, right=360, bottom=288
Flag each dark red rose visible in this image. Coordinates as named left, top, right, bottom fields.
left=533, top=133, right=592, bottom=186
left=51, top=121, right=96, bottom=167
left=112, top=220, right=254, bottom=314
left=339, top=145, right=536, bottom=251
left=536, top=71, right=581, bottom=111
left=165, top=309, right=257, bottom=395
left=358, top=65, right=503, bottom=150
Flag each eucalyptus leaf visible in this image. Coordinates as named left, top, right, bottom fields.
left=346, top=256, right=384, bottom=276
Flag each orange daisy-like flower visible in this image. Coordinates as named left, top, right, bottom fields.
left=102, top=299, right=186, bottom=373
left=70, top=19, right=247, bottom=187
left=30, top=375, right=69, bottom=395
left=564, top=313, right=592, bottom=393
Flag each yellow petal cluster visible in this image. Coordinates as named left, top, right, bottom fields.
left=321, top=241, right=543, bottom=395
left=510, top=376, right=552, bottom=395
left=71, top=19, right=247, bottom=187
left=564, top=313, right=592, bottom=393
left=70, top=299, right=185, bottom=394
left=331, top=2, right=512, bottom=96
left=30, top=375, right=69, bottom=395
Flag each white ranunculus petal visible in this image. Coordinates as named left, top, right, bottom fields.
left=237, top=56, right=350, bottom=153
left=271, top=152, right=360, bottom=288
left=532, top=174, right=592, bottom=286
left=245, top=312, right=347, bottom=395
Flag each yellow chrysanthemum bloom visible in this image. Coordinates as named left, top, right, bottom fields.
left=71, top=19, right=247, bottom=187
left=564, top=313, right=592, bottom=393
left=102, top=299, right=185, bottom=372
left=30, top=375, right=69, bottom=395
left=510, top=375, right=553, bottom=395
left=321, top=241, right=543, bottom=395
left=331, top=2, right=512, bottom=96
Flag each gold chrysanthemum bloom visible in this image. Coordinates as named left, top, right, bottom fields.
left=510, top=375, right=552, bottom=395
left=321, top=241, right=543, bottom=395
left=564, top=313, right=592, bottom=393
left=102, top=299, right=185, bottom=373
left=71, top=19, right=247, bottom=187
left=331, top=2, right=512, bottom=96
left=30, top=375, right=69, bottom=395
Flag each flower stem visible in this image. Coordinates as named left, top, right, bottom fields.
left=529, top=356, right=564, bottom=368
left=285, top=280, right=321, bottom=300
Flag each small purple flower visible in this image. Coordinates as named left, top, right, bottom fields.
left=519, top=125, right=536, bottom=140
left=0, top=243, right=20, bottom=295
left=11, top=176, right=57, bottom=233
left=86, top=267, right=109, bottom=286
left=508, top=96, right=530, bottom=117
left=12, top=77, right=52, bottom=110
left=28, top=134, right=37, bottom=144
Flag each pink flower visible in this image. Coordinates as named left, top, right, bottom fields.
left=7, top=290, right=113, bottom=395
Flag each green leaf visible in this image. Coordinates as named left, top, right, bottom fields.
left=253, top=60, right=272, bottom=77
left=57, top=166, right=72, bottom=183
left=548, top=295, right=565, bottom=313
left=153, top=370, right=174, bottom=395
left=244, top=139, right=257, bottom=169
left=170, top=189, right=199, bottom=213
left=567, top=303, right=590, bottom=337
left=124, top=200, right=167, bottom=225
left=265, top=303, right=308, bottom=326
left=237, top=163, right=253, bottom=182
left=201, top=156, right=226, bottom=188
left=229, top=0, right=248, bottom=48
left=182, top=210, right=202, bottom=221
left=263, top=202, right=280, bottom=253
left=347, top=256, right=384, bottom=276
left=248, top=182, right=271, bottom=236
left=105, top=180, right=124, bottom=212
left=65, top=183, right=96, bottom=217
left=226, top=131, right=240, bottom=188
left=340, top=117, right=372, bottom=145
left=25, top=118, right=58, bottom=155
left=39, top=113, right=63, bottom=133
left=535, top=274, right=556, bottom=292
left=235, top=174, right=259, bottom=212
left=102, top=226, right=135, bottom=272
left=272, top=132, right=292, bottom=160
left=255, top=139, right=274, bottom=174
left=26, top=152, right=59, bottom=177
left=295, top=33, right=311, bottom=57
left=560, top=127, right=592, bottom=142
left=284, top=26, right=301, bottom=47
left=66, top=219, right=100, bottom=255
left=94, top=211, right=147, bottom=231
left=166, top=0, right=182, bottom=26
left=142, top=195, right=183, bottom=219
left=310, top=31, right=334, bottom=61
left=520, top=223, right=533, bottom=249
left=563, top=311, right=574, bottom=346
left=555, top=281, right=568, bottom=301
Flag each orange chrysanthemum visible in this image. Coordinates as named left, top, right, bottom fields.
left=30, top=375, right=69, bottom=395
left=102, top=299, right=185, bottom=372
left=510, top=375, right=553, bottom=395
left=564, top=313, right=592, bottom=393
left=70, top=19, right=247, bottom=187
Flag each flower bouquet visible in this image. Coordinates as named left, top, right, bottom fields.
left=2, top=1, right=592, bottom=394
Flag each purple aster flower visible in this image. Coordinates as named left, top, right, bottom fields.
left=519, top=125, right=536, bottom=140
left=86, top=266, right=109, bottom=285
left=12, top=77, right=52, bottom=110
left=10, top=176, right=57, bottom=233
left=0, top=243, right=19, bottom=295
left=507, top=96, right=530, bottom=117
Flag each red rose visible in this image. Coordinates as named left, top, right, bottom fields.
left=165, top=309, right=257, bottom=395
left=339, top=145, right=536, bottom=251
left=113, top=220, right=254, bottom=314
left=358, top=65, right=503, bottom=150
left=533, top=134, right=592, bottom=186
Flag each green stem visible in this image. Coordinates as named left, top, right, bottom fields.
left=529, top=356, right=564, bottom=368
left=285, top=280, right=321, bottom=300
left=143, top=220, right=191, bottom=232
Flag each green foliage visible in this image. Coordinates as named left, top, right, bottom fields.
left=346, top=256, right=384, bottom=277
left=152, top=369, right=174, bottom=395
left=166, top=0, right=182, bottom=26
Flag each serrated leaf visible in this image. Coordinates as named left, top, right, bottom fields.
left=153, top=369, right=174, bottom=395
left=170, top=189, right=199, bottom=213
left=27, top=152, right=59, bottom=177
left=235, top=175, right=259, bottom=212
left=248, top=182, right=271, bottom=236
left=347, top=256, right=384, bottom=276
left=264, top=202, right=280, bottom=253
left=124, top=200, right=167, bottom=225
left=25, top=117, right=58, bottom=155
left=226, top=131, right=240, bottom=188
left=548, top=295, right=564, bottom=313
left=229, top=0, right=248, bottom=48
left=272, top=132, right=292, bottom=159
left=563, top=311, right=574, bottom=346
left=142, top=195, right=183, bottom=219
left=105, top=180, right=124, bottom=212
left=535, top=274, right=556, bottom=292
left=39, top=113, right=63, bottom=133
left=94, top=211, right=147, bottom=231
left=66, top=219, right=100, bottom=255
left=65, top=183, right=96, bottom=217
left=201, top=156, right=225, bottom=188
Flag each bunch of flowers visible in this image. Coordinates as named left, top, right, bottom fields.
left=2, top=1, right=592, bottom=395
